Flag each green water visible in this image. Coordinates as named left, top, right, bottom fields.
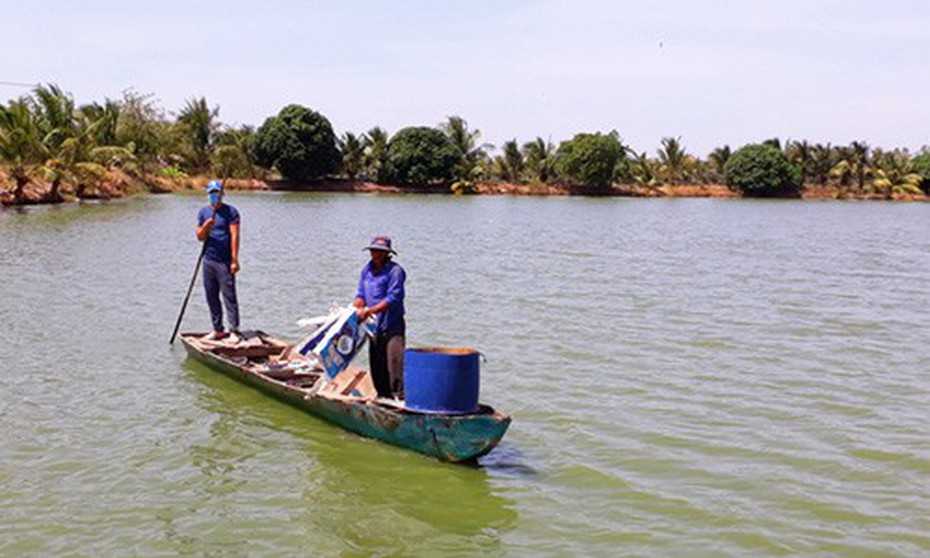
left=2, top=194, right=930, bottom=556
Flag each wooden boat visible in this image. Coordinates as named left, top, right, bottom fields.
left=179, top=331, right=511, bottom=463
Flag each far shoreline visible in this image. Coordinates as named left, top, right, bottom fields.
left=3, top=172, right=928, bottom=207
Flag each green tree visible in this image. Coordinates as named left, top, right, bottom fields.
left=30, top=85, right=79, bottom=202
left=724, top=143, right=803, bottom=197
left=912, top=149, right=930, bottom=191
left=0, top=99, right=46, bottom=204
left=657, top=136, right=687, bottom=185
left=338, top=132, right=365, bottom=179
left=177, top=97, right=219, bottom=173
left=114, top=90, right=169, bottom=176
left=79, top=99, right=120, bottom=147
left=362, top=126, right=389, bottom=181
left=31, top=84, right=78, bottom=153
left=555, top=131, right=628, bottom=189
left=30, top=85, right=137, bottom=201
left=251, top=104, right=341, bottom=181
left=786, top=140, right=815, bottom=185
left=492, top=139, right=524, bottom=183
left=707, top=145, right=731, bottom=183
left=441, top=116, right=489, bottom=183
left=869, top=149, right=923, bottom=198
left=808, top=143, right=835, bottom=186
left=380, top=126, right=458, bottom=186
left=630, top=150, right=660, bottom=189
left=211, top=125, right=256, bottom=178
left=522, top=137, right=556, bottom=184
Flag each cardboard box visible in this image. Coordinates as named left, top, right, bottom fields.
left=308, top=307, right=371, bottom=378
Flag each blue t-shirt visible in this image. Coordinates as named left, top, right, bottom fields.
left=356, top=259, right=406, bottom=334
left=197, top=204, right=240, bottom=263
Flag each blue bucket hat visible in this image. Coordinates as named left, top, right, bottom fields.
left=363, top=235, right=397, bottom=255
left=206, top=179, right=223, bottom=193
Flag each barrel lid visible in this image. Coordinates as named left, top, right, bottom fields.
left=406, top=347, right=477, bottom=355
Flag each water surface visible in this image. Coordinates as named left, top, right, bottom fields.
left=2, top=194, right=930, bottom=555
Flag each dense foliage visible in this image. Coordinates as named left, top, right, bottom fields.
left=1, top=83, right=929, bottom=205
left=251, top=104, right=341, bottom=182
left=724, top=144, right=803, bottom=197
left=380, top=126, right=458, bottom=185
left=555, top=131, right=628, bottom=188
left=913, top=153, right=930, bottom=191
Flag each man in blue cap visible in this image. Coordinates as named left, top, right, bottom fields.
left=354, top=235, right=406, bottom=399
left=196, top=180, right=241, bottom=341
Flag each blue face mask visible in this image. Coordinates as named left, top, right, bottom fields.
left=208, top=192, right=222, bottom=206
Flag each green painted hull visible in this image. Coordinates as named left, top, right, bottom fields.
left=180, top=334, right=511, bottom=463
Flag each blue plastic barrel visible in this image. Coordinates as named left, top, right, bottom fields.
left=404, top=347, right=480, bottom=414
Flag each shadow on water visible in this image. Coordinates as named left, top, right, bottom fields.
left=477, top=443, right=539, bottom=478
left=181, top=357, right=519, bottom=552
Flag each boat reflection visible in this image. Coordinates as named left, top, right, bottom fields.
left=184, top=359, right=518, bottom=552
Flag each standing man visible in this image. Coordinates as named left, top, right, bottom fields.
left=354, top=236, right=406, bottom=399
left=196, top=180, right=241, bottom=341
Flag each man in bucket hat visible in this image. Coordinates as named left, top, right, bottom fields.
left=354, top=235, right=406, bottom=399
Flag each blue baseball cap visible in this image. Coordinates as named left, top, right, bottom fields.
left=363, top=235, right=396, bottom=254
left=206, top=179, right=223, bottom=193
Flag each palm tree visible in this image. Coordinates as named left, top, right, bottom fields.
left=786, top=140, right=814, bottom=185
left=657, top=136, right=687, bottom=184
left=830, top=142, right=871, bottom=193
left=177, top=97, right=219, bottom=173
left=211, top=125, right=255, bottom=179
left=808, top=143, right=834, bottom=186
left=850, top=141, right=871, bottom=192
left=630, top=150, right=660, bottom=189
left=0, top=99, right=46, bottom=204
left=707, top=145, right=731, bottom=183
left=492, top=139, right=524, bottom=183
left=339, top=132, right=365, bottom=179
left=28, top=85, right=87, bottom=202
left=362, top=126, right=389, bottom=181
left=79, top=99, right=120, bottom=147
left=869, top=148, right=923, bottom=199
left=441, top=116, right=489, bottom=183
left=31, top=84, right=78, bottom=153
left=114, top=90, right=168, bottom=176
left=522, top=137, right=556, bottom=184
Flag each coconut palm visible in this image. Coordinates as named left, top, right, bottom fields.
left=79, top=99, right=120, bottom=147
left=0, top=99, right=46, bottom=204
left=786, top=140, right=814, bottom=185
left=850, top=141, right=871, bottom=192
left=830, top=142, right=871, bottom=193
left=869, top=149, right=923, bottom=198
left=177, top=97, right=219, bottom=173
left=441, top=116, right=490, bottom=183
left=630, top=151, right=661, bottom=189
left=808, top=143, right=834, bottom=186
left=522, top=137, right=556, bottom=184
left=707, top=145, right=731, bottom=183
left=491, top=139, right=524, bottom=183
left=115, top=90, right=170, bottom=176
left=362, top=126, right=389, bottom=181
left=211, top=125, right=255, bottom=179
left=31, top=84, right=78, bottom=153
left=656, top=137, right=687, bottom=184
left=339, top=132, right=365, bottom=179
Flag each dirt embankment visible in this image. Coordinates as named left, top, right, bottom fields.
left=2, top=169, right=926, bottom=204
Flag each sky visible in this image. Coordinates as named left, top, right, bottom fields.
left=1, top=0, right=928, bottom=156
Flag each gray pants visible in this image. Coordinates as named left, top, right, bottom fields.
left=369, top=329, right=405, bottom=398
left=202, top=259, right=239, bottom=332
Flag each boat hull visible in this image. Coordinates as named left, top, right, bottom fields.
left=180, top=334, right=511, bottom=462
